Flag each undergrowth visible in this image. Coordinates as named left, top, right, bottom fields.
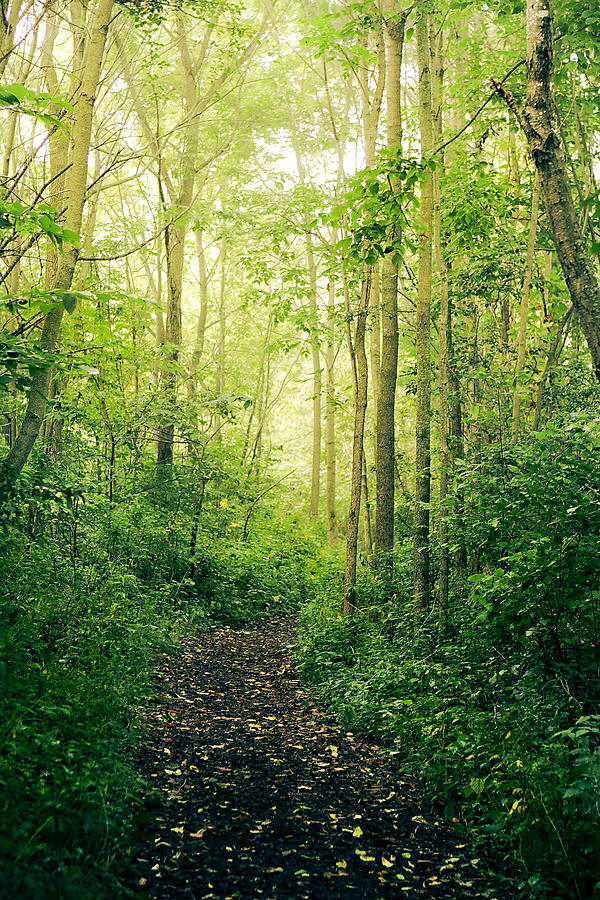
left=298, top=418, right=600, bottom=900
left=0, top=460, right=318, bottom=898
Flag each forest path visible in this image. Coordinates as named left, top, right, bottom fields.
left=132, top=615, right=509, bottom=899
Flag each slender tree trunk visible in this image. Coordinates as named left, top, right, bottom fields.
left=242, top=319, right=271, bottom=471
left=156, top=214, right=183, bottom=467
left=188, top=228, right=209, bottom=405
left=358, top=28, right=384, bottom=569
left=511, top=171, right=541, bottom=442
left=370, top=263, right=381, bottom=423
left=213, top=246, right=227, bottom=442
left=375, top=3, right=406, bottom=561
left=362, top=451, right=373, bottom=560
left=431, top=27, right=450, bottom=626
left=325, top=278, right=337, bottom=545
left=533, top=304, right=573, bottom=430
left=307, top=236, right=321, bottom=518
left=493, top=0, right=600, bottom=381
left=288, top=129, right=322, bottom=518
left=157, top=17, right=202, bottom=468
left=1, top=23, right=39, bottom=179
left=344, top=271, right=371, bottom=616
left=0, top=0, right=24, bottom=78
left=414, top=5, right=434, bottom=614
left=1, top=0, right=114, bottom=486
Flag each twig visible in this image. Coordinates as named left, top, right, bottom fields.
left=242, top=471, right=295, bottom=542
left=432, top=58, right=526, bottom=158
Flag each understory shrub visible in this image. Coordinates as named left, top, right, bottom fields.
left=0, top=463, right=319, bottom=897
left=299, top=417, right=600, bottom=899
left=0, top=540, right=172, bottom=899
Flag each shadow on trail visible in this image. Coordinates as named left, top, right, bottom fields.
left=131, top=616, right=512, bottom=899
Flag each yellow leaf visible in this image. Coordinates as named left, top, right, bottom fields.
left=382, top=857, right=393, bottom=868
left=352, top=825, right=363, bottom=838
left=336, top=860, right=347, bottom=869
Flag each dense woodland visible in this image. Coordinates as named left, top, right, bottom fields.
left=1, top=0, right=600, bottom=896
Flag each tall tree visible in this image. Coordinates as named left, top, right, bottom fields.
left=414, top=4, right=433, bottom=613
left=2, top=0, right=114, bottom=486
left=325, top=275, right=337, bottom=545
left=493, top=0, right=600, bottom=381
left=511, top=170, right=541, bottom=442
left=431, top=25, right=450, bottom=624
left=344, top=269, right=371, bottom=616
left=374, top=1, right=406, bottom=561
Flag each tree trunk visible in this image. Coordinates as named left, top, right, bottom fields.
left=0, top=0, right=24, bottom=78
left=1, top=0, right=114, bottom=487
left=213, top=245, right=227, bottom=442
left=344, top=271, right=371, bottom=616
left=362, top=451, right=373, bottom=560
left=188, top=228, right=209, bottom=406
left=375, top=3, right=406, bottom=561
left=494, top=0, right=600, bottom=381
left=307, top=235, right=321, bottom=518
left=157, top=17, right=202, bottom=468
left=431, top=26, right=450, bottom=626
left=511, top=170, right=541, bottom=442
left=414, top=5, right=433, bottom=614
left=370, top=263, right=381, bottom=423
left=533, top=304, right=573, bottom=430
left=325, top=278, right=337, bottom=546
left=156, top=214, right=184, bottom=467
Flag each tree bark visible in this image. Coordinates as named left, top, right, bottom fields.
left=494, top=0, right=600, bottom=381
left=375, top=3, right=406, bottom=561
left=325, top=277, right=337, bottom=545
left=1, top=0, right=114, bottom=487
left=344, top=271, right=371, bottom=616
left=156, top=16, right=200, bottom=468
left=369, top=263, right=381, bottom=423
left=307, top=235, right=322, bottom=518
left=533, top=304, right=573, bottom=430
left=511, top=170, right=541, bottom=442
left=0, top=0, right=24, bottom=78
left=414, top=5, right=434, bottom=614
left=431, top=26, right=450, bottom=626
left=188, top=228, right=209, bottom=405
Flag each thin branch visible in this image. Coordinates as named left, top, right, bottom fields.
left=431, top=58, right=526, bottom=158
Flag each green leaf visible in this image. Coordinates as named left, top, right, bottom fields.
left=4, top=83, right=29, bottom=101
left=39, top=214, right=62, bottom=236
left=62, top=292, right=77, bottom=314
left=62, top=229, right=81, bottom=248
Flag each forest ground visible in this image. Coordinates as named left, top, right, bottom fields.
left=130, top=615, right=514, bottom=899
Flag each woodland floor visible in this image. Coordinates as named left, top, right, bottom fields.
left=130, top=615, right=514, bottom=899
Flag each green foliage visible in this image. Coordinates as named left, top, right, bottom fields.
left=0, top=446, right=320, bottom=896
left=324, top=151, right=423, bottom=267
left=298, top=421, right=600, bottom=899
left=0, top=527, right=172, bottom=897
left=0, top=84, right=71, bottom=130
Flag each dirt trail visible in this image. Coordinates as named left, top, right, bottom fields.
left=132, top=615, right=511, bottom=899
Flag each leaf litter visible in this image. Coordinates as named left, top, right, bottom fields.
left=130, top=615, right=513, bottom=898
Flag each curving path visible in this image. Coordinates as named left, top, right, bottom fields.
left=132, top=615, right=512, bottom=899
